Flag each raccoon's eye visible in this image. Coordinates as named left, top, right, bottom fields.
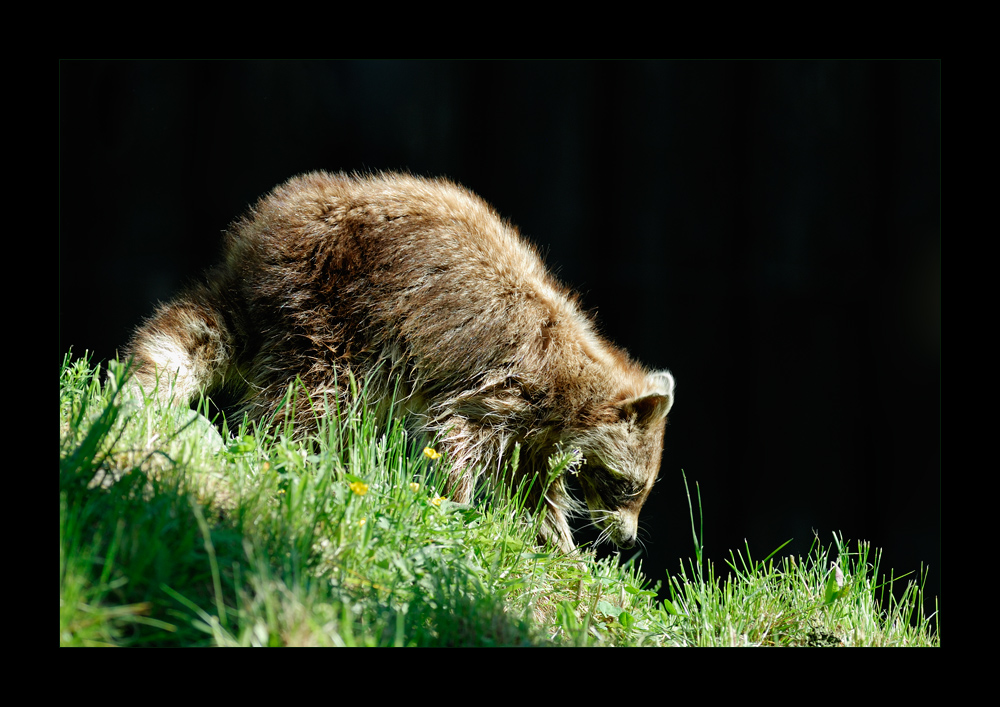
left=606, top=466, right=630, bottom=481
left=608, top=473, right=642, bottom=500
left=585, top=456, right=624, bottom=480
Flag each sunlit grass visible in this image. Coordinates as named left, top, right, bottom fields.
left=59, top=350, right=938, bottom=646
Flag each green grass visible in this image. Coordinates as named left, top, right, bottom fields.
left=59, top=350, right=939, bottom=646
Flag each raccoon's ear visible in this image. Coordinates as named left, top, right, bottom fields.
left=620, top=370, right=674, bottom=424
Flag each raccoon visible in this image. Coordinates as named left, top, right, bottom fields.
left=126, top=171, right=674, bottom=552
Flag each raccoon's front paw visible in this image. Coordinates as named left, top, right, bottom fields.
left=538, top=517, right=577, bottom=555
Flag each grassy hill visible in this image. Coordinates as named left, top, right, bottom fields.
left=60, top=351, right=938, bottom=646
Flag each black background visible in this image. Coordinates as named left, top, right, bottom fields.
left=59, top=61, right=940, bottom=622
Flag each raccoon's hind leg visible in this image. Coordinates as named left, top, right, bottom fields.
left=125, top=284, right=235, bottom=408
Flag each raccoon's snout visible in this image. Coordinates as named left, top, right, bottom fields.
left=603, top=511, right=638, bottom=549
left=578, top=469, right=643, bottom=548
left=613, top=526, right=637, bottom=549
left=586, top=509, right=637, bottom=548
left=586, top=501, right=639, bottom=548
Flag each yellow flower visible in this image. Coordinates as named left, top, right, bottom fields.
left=430, top=495, right=444, bottom=507
left=359, top=518, right=367, bottom=527
left=349, top=480, right=369, bottom=496
left=409, top=482, right=420, bottom=492
left=423, top=447, right=442, bottom=460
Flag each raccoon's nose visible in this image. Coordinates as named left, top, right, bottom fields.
left=617, top=534, right=636, bottom=549
left=612, top=515, right=638, bottom=548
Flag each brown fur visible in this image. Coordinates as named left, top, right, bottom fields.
left=126, top=171, right=674, bottom=552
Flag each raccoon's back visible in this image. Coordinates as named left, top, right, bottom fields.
left=226, top=171, right=588, bottom=385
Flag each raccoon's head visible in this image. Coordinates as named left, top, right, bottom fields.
left=569, top=370, right=674, bottom=549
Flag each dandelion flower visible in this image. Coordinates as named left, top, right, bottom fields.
left=423, top=447, right=442, bottom=460
left=431, top=495, right=444, bottom=507
left=349, top=480, right=369, bottom=496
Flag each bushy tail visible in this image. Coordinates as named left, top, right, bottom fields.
left=125, top=284, right=234, bottom=407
